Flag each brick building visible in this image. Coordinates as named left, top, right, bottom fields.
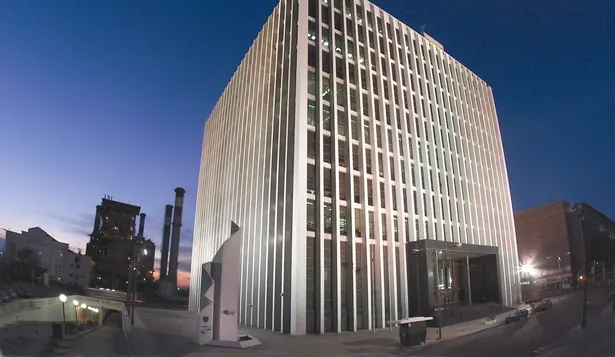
left=515, top=200, right=615, bottom=300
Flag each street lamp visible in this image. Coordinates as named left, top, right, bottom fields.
left=72, top=300, right=79, bottom=324
left=80, top=304, right=87, bottom=325
left=412, top=249, right=422, bottom=316
left=59, top=294, right=67, bottom=335
left=567, top=203, right=588, bottom=328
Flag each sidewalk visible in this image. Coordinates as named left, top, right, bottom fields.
left=537, top=305, right=615, bottom=357
left=65, top=326, right=131, bottom=357
left=128, top=306, right=520, bottom=357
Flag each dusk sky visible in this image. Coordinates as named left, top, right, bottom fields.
left=1, top=0, right=613, bottom=287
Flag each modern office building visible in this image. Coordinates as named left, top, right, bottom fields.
left=190, top=0, right=520, bottom=335
left=516, top=200, right=615, bottom=300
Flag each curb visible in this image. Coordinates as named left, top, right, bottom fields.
left=402, top=320, right=507, bottom=352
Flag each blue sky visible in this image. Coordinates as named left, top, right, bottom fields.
left=1, top=1, right=614, bottom=285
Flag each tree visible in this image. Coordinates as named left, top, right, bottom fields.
left=13, top=248, right=42, bottom=283
left=16, top=248, right=41, bottom=266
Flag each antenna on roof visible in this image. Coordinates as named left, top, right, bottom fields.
left=420, top=24, right=427, bottom=34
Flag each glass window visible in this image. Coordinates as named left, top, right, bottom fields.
left=353, top=176, right=361, bottom=203
left=308, top=44, right=317, bottom=68
left=308, top=21, right=317, bottom=41
left=336, top=83, right=346, bottom=106
left=307, top=164, right=316, bottom=194
left=322, top=76, right=331, bottom=102
left=364, top=120, right=371, bottom=144
left=324, top=167, right=332, bottom=197
left=324, top=203, right=333, bottom=233
left=322, top=50, right=331, bottom=74
left=367, top=179, right=373, bottom=206
left=308, top=71, right=316, bottom=96
left=322, top=27, right=330, bottom=48
left=308, top=131, right=316, bottom=159
left=337, top=110, right=346, bottom=136
left=339, top=140, right=346, bottom=167
left=339, top=172, right=347, bottom=201
left=321, top=132, right=333, bottom=163
left=351, top=115, right=359, bottom=140
left=354, top=208, right=362, bottom=237
left=322, top=5, right=330, bottom=25
left=308, top=99, right=316, bottom=126
left=339, top=206, right=347, bottom=235
left=307, top=200, right=316, bottom=231
left=323, top=104, right=331, bottom=131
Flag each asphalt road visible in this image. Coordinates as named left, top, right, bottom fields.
left=415, top=289, right=612, bottom=357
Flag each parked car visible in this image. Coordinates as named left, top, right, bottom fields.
left=0, top=291, right=10, bottom=303
left=7, top=289, right=18, bottom=299
left=535, top=299, right=553, bottom=312
left=17, top=288, right=32, bottom=298
left=505, top=309, right=529, bottom=323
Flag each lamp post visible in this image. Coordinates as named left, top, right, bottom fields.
left=412, top=249, right=422, bottom=316
left=72, top=300, right=79, bottom=325
left=59, top=294, right=67, bottom=335
left=567, top=203, right=588, bottom=328
left=81, top=304, right=87, bottom=325
left=557, top=256, right=562, bottom=301
left=130, top=248, right=148, bottom=326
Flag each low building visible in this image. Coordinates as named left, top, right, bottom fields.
left=4, top=227, right=91, bottom=287
left=61, top=250, right=91, bottom=287
left=515, top=201, right=615, bottom=300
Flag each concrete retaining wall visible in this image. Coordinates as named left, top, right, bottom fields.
left=0, top=295, right=124, bottom=328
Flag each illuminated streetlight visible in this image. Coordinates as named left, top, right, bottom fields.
left=80, top=304, right=87, bottom=325
left=519, top=263, right=534, bottom=275
left=73, top=300, right=79, bottom=324
left=58, top=294, right=67, bottom=335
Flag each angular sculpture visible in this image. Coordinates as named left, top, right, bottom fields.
left=194, top=221, right=260, bottom=348
left=194, top=262, right=214, bottom=345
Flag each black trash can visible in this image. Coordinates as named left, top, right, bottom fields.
left=398, top=321, right=427, bottom=347
left=51, top=323, right=64, bottom=340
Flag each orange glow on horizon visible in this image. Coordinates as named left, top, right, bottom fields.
left=153, top=269, right=190, bottom=289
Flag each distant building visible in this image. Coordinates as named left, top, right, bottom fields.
left=5, top=227, right=91, bottom=287
left=515, top=201, right=615, bottom=300
left=86, top=197, right=154, bottom=291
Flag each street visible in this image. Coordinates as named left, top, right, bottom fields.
left=414, top=289, right=611, bottom=357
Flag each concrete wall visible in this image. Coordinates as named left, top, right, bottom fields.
left=0, top=295, right=124, bottom=328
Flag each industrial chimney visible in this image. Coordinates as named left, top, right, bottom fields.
left=91, top=205, right=102, bottom=235
left=138, top=213, right=146, bottom=238
left=168, top=187, right=185, bottom=289
left=160, top=204, right=173, bottom=280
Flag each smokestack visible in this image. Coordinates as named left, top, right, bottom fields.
left=160, top=205, right=173, bottom=280
left=168, top=187, right=185, bottom=289
left=138, top=213, right=146, bottom=237
left=92, top=205, right=102, bottom=235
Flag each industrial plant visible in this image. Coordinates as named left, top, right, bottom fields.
left=86, top=196, right=155, bottom=292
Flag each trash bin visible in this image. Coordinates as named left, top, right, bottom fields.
left=51, top=323, right=64, bottom=340
left=399, top=321, right=428, bottom=347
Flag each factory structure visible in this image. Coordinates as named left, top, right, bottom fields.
left=86, top=196, right=155, bottom=291
left=156, top=187, right=186, bottom=296
left=190, top=0, right=520, bottom=335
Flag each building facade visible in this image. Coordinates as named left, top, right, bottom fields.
left=516, top=201, right=615, bottom=300
left=190, top=0, right=520, bottom=335
left=5, top=227, right=91, bottom=287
